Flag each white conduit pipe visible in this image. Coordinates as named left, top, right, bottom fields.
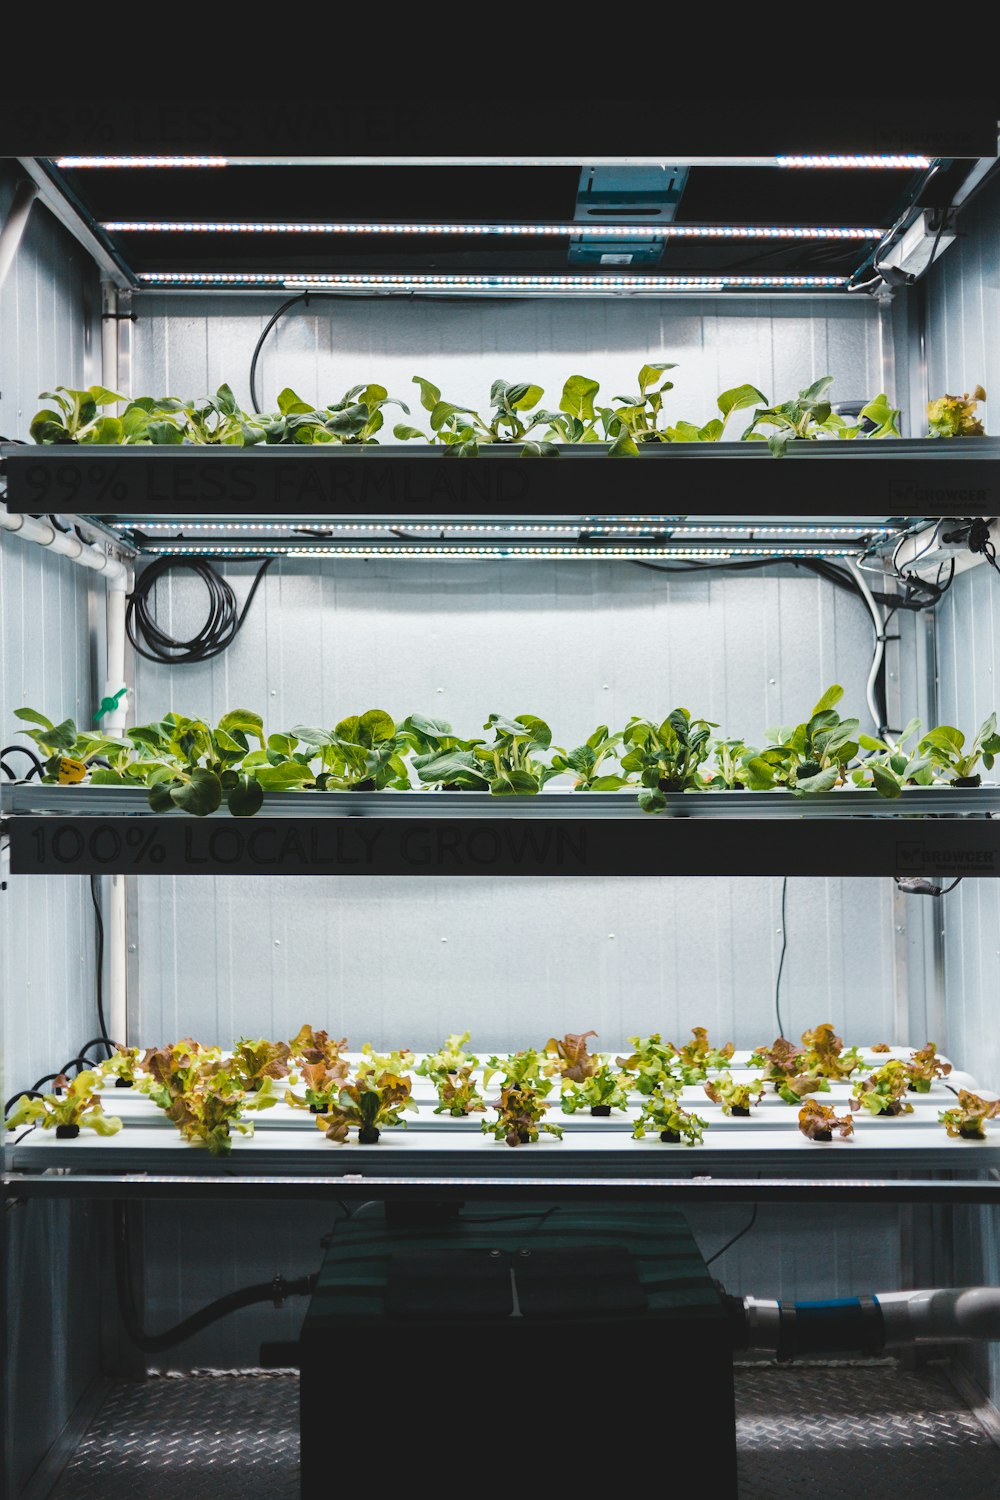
left=0, top=511, right=128, bottom=584
left=876, top=1288, right=1000, bottom=1346
left=1, top=510, right=131, bottom=1042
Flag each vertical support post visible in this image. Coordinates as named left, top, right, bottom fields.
left=0, top=176, right=37, bottom=290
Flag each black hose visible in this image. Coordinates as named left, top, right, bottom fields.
left=89, top=876, right=111, bottom=1048
left=126, top=557, right=274, bottom=665
left=0, top=745, right=44, bottom=778
left=249, top=293, right=309, bottom=414
left=114, top=1205, right=315, bottom=1352
left=79, top=1036, right=124, bottom=1060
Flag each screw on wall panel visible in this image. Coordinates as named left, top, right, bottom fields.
left=128, top=943, right=137, bottom=952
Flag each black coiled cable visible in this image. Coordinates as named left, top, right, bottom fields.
left=125, top=557, right=274, bottom=665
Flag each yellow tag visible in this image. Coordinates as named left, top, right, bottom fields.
left=56, top=757, right=88, bottom=784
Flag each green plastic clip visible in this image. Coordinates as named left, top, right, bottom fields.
left=94, top=687, right=128, bottom=724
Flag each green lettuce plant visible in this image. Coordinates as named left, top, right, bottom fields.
left=289, top=711, right=409, bottom=792
left=849, top=1060, right=914, bottom=1118
left=703, top=1072, right=764, bottom=1116
left=615, top=1034, right=681, bottom=1096
left=749, top=1038, right=831, bottom=1104
left=275, top=383, right=409, bottom=445
left=664, top=383, right=768, bottom=443
left=799, top=1024, right=863, bottom=1081
left=917, top=713, right=1000, bottom=787
left=396, top=375, right=559, bottom=457
left=632, top=1092, right=707, bottom=1145
left=230, top=1038, right=294, bottom=1093
left=482, top=1082, right=563, bottom=1146
left=600, top=363, right=678, bottom=454
left=742, top=379, right=901, bottom=456
left=13, top=708, right=133, bottom=784
left=29, top=385, right=126, bottom=445
left=139, top=1041, right=275, bottom=1156
left=5, top=1070, right=122, bottom=1138
left=927, top=385, right=986, bottom=438
left=100, top=1046, right=142, bottom=1089
left=357, top=1043, right=415, bottom=1079
left=559, top=1065, right=632, bottom=1117
left=705, top=738, right=757, bottom=790
left=906, top=1042, right=952, bottom=1093
left=431, top=1067, right=487, bottom=1117
left=542, top=1030, right=600, bottom=1082
left=669, top=1027, right=736, bottom=1084
left=850, top=718, right=935, bottom=797
left=939, top=1089, right=1000, bottom=1140
left=482, top=1048, right=552, bottom=1096
left=287, top=1058, right=351, bottom=1114
left=318, top=1070, right=417, bottom=1143
left=551, top=726, right=629, bottom=791
left=745, top=685, right=860, bottom=794
left=621, top=709, right=717, bottom=811
left=288, top=1026, right=349, bottom=1069
left=471, top=714, right=561, bottom=795
left=122, top=709, right=268, bottom=816
left=798, top=1099, right=854, bottom=1141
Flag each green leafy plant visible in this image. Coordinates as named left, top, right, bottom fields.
left=849, top=1060, right=914, bottom=1118
left=664, top=383, right=768, bottom=443
left=927, top=385, right=987, bottom=438
left=906, top=1042, right=952, bottom=1094
left=396, top=715, right=488, bottom=791
left=742, top=379, right=900, bottom=456
left=481, top=1082, right=563, bottom=1146
left=13, top=707, right=133, bottom=785
left=621, top=709, right=717, bottom=812
left=471, top=714, right=561, bottom=796
left=939, top=1089, right=1000, bottom=1140
left=746, top=686, right=860, bottom=795
left=357, top=1043, right=415, bottom=1080
left=288, top=1026, right=349, bottom=1069
left=178, top=385, right=271, bottom=446
left=542, top=1030, right=600, bottom=1082
left=705, top=738, right=757, bottom=790
left=798, top=1099, right=854, bottom=1141
left=417, top=1034, right=486, bottom=1116
left=417, top=1032, right=480, bottom=1078
left=482, top=1049, right=552, bottom=1096
left=5, top=1070, right=122, bottom=1137
left=631, top=1092, right=707, bottom=1145
left=560, top=1065, right=633, bottom=1117
left=551, top=726, right=629, bottom=791
left=669, top=1027, right=736, bottom=1084
left=615, top=1034, right=681, bottom=1096
left=397, top=375, right=558, bottom=457
left=319, top=1070, right=417, bottom=1143
left=533, top=374, right=604, bottom=444
left=850, top=718, right=935, bottom=798
left=291, top=711, right=409, bottom=792
left=748, top=1038, right=831, bottom=1104
left=275, top=383, right=409, bottom=446
left=703, top=1072, right=765, bottom=1116
left=600, top=363, right=678, bottom=454
left=100, top=1046, right=142, bottom=1089
left=230, top=1038, right=294, bottom=1093
left=431, top=1067, right=487, bottom=1117
left=29, top=385, right=125, bottom=445
left=123, top=709, right=268, bottom=816
left=287, top=1058, right=352, bottom=1114
left=139, top=1041, right=272, bottom=1156
left=917, top=714, right=1000, bottom=787
left=799, top=1024, right=863, bottom=1081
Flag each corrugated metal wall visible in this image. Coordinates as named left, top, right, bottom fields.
left=0, top=162, right=106, bottom=1497
left=128, top=291, right=915, bottom=1368
left=921, top=167, right=1000, bottom=1409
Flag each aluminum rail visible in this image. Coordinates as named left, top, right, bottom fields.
left=4, top=784, right=999, bottom=820
left=6, top=1173, right=1000, bottom=1206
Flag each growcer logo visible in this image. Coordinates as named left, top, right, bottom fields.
left=891, top=483, right=988, bottom=509
left=896, top=841, right=926, bottom=871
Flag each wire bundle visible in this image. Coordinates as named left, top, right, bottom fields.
left=126, top=557, right=273, bottom=664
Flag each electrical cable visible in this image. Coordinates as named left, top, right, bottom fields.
left=249, top=292, right=309, bottom=414
left=89, top=874, right=112, bottom=1052
left=774, top=876, right=788, bottom=1039
left=114, top=1204, right=315, bottom=1352
left=126, top=556, right=274, bottom=664
left=0, top=745, right=44, bottom=779
left=895, top=876, right=964, bottom=897
left=966, top=518, right=1000, bottom=577
left=847, top=559, right=894, bottom=743
left=705, top=1202, right=759, bottom=1267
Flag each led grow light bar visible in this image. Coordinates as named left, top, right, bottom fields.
left=56, top=154, right=931, bottom=169
left=138, top=271, right=848, bottom=290
left=105, top=220, right=884, bottom=240
left=128, top=521, right=895, bottom=538
left=147, top=542, right=864, bottom=560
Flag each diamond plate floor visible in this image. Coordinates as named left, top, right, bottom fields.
left=46, top=1362, right=1000, bottom=1500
